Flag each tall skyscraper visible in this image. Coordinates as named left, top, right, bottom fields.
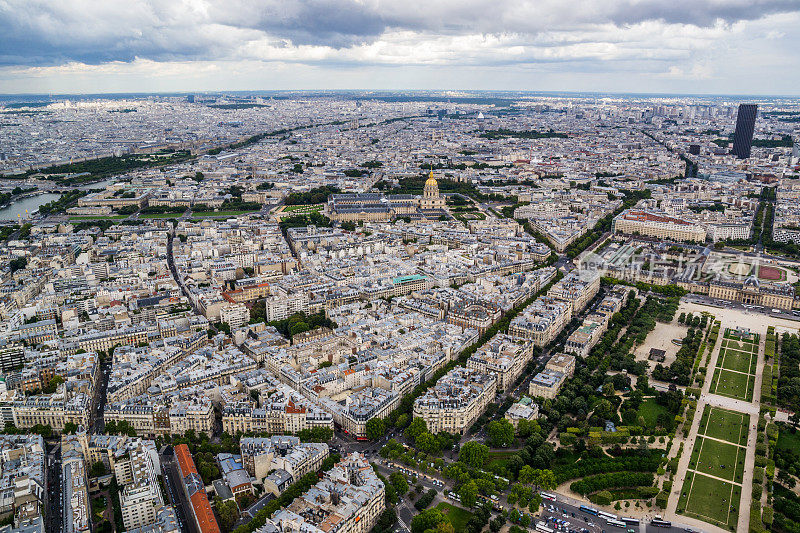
left=732, top=104, right=758, bottom=159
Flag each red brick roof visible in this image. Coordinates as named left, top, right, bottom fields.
left=174, top=444, right=221, bottom=533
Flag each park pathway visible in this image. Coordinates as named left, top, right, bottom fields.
left=736, top=329, right=766, bottom=533
left=665, top=319, right=730, bottom=533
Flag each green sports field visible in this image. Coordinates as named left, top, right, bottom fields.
left=710, top=368, right=755, bottom=401
left=716, top=348, right=757, bottom=374
left=688, top=437, right=745, bottom=483
left=678, top=472, right=742, bottom=529
left=678, top=404, right=748, bottom=529
left=699, top=406, right=749, bottom=446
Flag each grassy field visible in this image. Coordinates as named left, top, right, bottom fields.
left=776, top=426, right=800, bottom=454
left=710, top=368, right=755, bottom=401
left=723, top=339, right=758, bottom=353
left=636, top=398, right=672, bottom=429
left=689, top=437, right=745, bottom=483
left=679, top=402, right=748, bottom=529
left=678, top=472, right=741, bottom=529
left=69, top=215, right=128, bottom=220
left=140, top=213, right=179, bottom=219
left=192, top=210, right=259, bottom=217
left=435, top=502, right=474, bottom=530
left=717, top=348, right=757, bottom=374
left=283, top=204, right=322, bottom=213
left=700, top=406, right=749, bottom=446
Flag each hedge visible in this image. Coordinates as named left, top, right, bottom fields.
left=655, top=491, right=669, bottom=509
left=553, top=453, right=661, bottom=484
left=414, top=489, right=437, bottom=511
left=570, top=472, right=654, bottom=495
left=750, top=501, right=766, bottom=533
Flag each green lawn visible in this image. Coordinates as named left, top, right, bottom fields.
left=717, top=348, right=756, bottom=374
left=689, top=437, right=745, bottom=483
left=283, top=204, right=322, bottom=213
left=69, top=215, right=128, bottom=220
left=700, top=406, right=749, bottom=446
left=192, top=210, right=259, bottom=217
left=678, top=472, right=741, bottom=529
left=776, top=426, right=800, bottom=455
left=435, top=502, right=474, bottom=530
left=140, top=213, right=179, bottom=219
left=710, top=368, right=754, bottom=401
left=723, top=339, right=758, bottom=353
left=636, top=398, right=672, bottom=429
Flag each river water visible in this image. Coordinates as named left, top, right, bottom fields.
left=0, top=193, right=61, bottom=220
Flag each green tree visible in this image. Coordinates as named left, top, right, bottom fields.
left=411, top=509, right=447, bottom=533
left=518, top=465, right=535, bottom=484
left=458, top=480, right=478, bottom=508
left=89, top=461, right=107, bottom=478
left=459, top=441, right=489, bottom=468
left=389, top=472, right=408, bottom=496
left=405, top=417, right=428, bottom=441
left=214, top=496, right=240, bottom=532
left=415, top=431, right=438, bottom=454
left=487, top=419, right=515, bottom=448
left=532, top=469, right=556, bottom=490
left=366, top=418, right=386, bottom=441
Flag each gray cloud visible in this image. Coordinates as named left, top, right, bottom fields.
left=0, top=0, right=798, bottom=67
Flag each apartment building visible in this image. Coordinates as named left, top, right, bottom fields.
left=0, top=435, right=45, bottom=529
left=125, top=506, right=180, bottom=533
left=258, top=453, right=384, bottom=533
left=528, top=353, right=575, bottom=400
left=12, top=394, right=90, bottom=433
left=219, top=303, right=250, bottom=329
left=612, top=209, right=706, bottom=243
left=104, top=396, right=215, bottom=437
left=61, top=437, right=91, bottom=533
left=413, top=367, right=497, bottom=434
left=263, top=292, right=310, bottom=322
left=504, top=397, right=540, bottom=428
left=466, top=334, right=534, bottom=391
left=221, top=396, right=334, bottom=436
left=240, top=437, right=329, bottom=482
left=174, top=444, right=221, bottom=533
left=547, top=271, right=600, bottom=315
left=508, top=297, right=571, bottom=346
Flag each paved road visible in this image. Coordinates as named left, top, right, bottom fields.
left=89, top=357, right=112, bottom=434
left=45, top=444, right=62, bottom=533
left=543, top=493, right=707, bottom=533
left=160, top=449, right=198, bottom=533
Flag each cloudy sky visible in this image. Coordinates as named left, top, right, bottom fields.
left=1, top=0, right=799, bottom=95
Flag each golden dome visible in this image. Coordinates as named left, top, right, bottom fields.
left=425, top=171, right=438, bottom=187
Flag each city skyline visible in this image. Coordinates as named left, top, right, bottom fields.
left=1, top=1, right=800, bottom=95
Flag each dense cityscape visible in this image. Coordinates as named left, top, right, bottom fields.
left=0, top=89, right=798, bottom=533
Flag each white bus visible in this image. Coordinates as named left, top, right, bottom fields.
left=541, top=492, right=557, bottom=502
left=606, top=519, right=627, bottom=529
left=621, top=517, right=640, bottom=525
left=598, top=510, right=618, bottom=521
left=535, top=523, right=554, bottom=533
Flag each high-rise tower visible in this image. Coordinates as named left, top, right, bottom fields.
left=732, top=104, right=757, bottom=159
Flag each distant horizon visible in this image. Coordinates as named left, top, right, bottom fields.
left=1, top=88, right=799, bottom=100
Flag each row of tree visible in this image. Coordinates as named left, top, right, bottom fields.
left=570, top=471, right=654, bottom=496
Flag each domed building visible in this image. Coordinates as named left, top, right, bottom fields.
left=419, top=172, right=446, bottom=211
